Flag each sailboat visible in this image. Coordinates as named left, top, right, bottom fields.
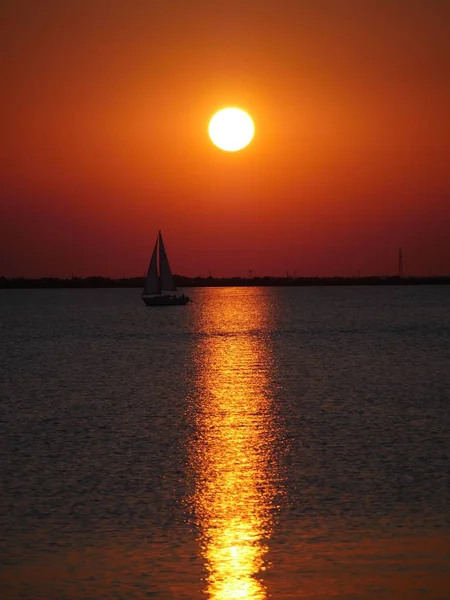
left=142, top=231, right=191, bottom=306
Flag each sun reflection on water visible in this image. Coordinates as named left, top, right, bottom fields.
left=189, top=289, right=281, bottom=600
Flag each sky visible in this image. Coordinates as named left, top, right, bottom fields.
left=2, top=0, right=449, bottom=278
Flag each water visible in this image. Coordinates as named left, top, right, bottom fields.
left=1, top=286, right=449, bottom=599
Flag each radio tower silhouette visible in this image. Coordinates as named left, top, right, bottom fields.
left=398, top=248, right=404, bottom=277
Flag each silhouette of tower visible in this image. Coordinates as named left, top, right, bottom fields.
left=398, top=248, right=404, bottom=277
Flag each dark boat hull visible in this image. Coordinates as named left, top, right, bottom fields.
left=142, top=295, right=190, bottom=306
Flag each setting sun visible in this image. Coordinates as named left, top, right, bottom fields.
left=208, top=108, right=255, bottom=152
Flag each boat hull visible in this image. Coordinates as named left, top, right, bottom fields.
left=142, top=294, right=190, bottom=306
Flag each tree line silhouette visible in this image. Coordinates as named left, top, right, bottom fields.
left=1, top=274, right=449, bottom=289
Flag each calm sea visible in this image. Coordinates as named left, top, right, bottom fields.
left=1, top=286, right=449, bottom=599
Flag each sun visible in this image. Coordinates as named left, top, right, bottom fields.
left=208, top=108, right=255, bottom=152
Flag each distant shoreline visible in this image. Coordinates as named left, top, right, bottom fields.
left=1, top=275, right=450, bottom=289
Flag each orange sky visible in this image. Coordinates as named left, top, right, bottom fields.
left=2, top=0, right=449, bottom=277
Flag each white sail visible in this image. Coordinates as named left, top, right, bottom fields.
left=158, top=231, right=177, bottom=292
left=143, top=237, right=160, bottom=295
left=142, top=230, right=190, bottom=306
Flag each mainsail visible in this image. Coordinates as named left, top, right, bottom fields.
left=143, top=238, right=160, bottom=295
left=158, top=231, right=177, bottom=292
left=143, top=231, right=178, bottom=297
left=142, top=231, right=189, bottom=305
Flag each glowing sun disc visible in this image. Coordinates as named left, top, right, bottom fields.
left=209, top=108, right=254, bottom=152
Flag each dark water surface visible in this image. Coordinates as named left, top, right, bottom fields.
left=1, top=286, right=449, bottom=599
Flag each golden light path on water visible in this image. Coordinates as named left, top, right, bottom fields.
left=189, top=288, right=281, bottom=600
